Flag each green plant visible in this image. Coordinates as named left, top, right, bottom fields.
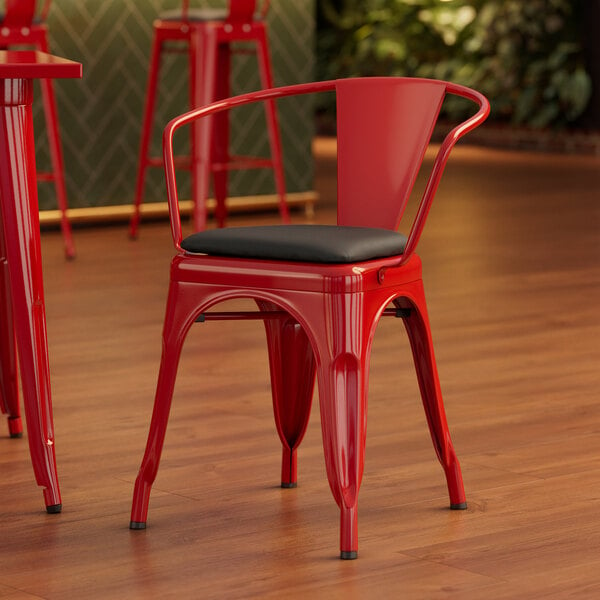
left=317, top=0, right=591, bottom=128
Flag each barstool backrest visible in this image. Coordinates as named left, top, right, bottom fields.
left=180, top=1, right=270, bottom=22
left=1, top=0, right=50, bottom=27
left=227, top=0, right=256, bottom=22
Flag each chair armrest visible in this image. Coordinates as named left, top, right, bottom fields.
left=399, top=81, right=490, bottom=265
left=375, top=81, right=489, bottom=284
left=162, top=80, right=335, bottom=251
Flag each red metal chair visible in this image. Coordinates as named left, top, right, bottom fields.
left=129, top=0, right=288, bottom=237
left=129, top=77, right=490, bottom=558
left=0, top=0, right=75, bottom=259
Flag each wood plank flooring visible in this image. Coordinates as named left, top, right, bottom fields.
left=1, top=141, right=599, bottom=598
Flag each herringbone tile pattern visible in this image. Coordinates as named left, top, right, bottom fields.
left=32, top=1, right=315, bottom=210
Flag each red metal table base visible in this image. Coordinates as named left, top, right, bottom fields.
left=0, top=5, right=76, bottom=259
left=0, top=51, right=81, bottom=512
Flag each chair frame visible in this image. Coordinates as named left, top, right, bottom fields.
left=130, top=77, right=490, bottom=559
left=129, top=0, right=287, bottom=237
left=0, top=0, right=75, bottom=259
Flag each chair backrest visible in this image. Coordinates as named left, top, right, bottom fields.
left=336, top=78, right=445, bottom=230
left=1, top=0, right=50, bottom=27
left=180, top=1, right=268, bottom=21
left=162, top=77, right=489, bottom=257
left=335, top=77, right=489, bottom=259
left=227, top=0, right=257, bottom=22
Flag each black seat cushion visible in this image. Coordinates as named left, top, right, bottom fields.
left=181, top=225, right=407, bottom=263
left=159, top=9, right=261, bottom=22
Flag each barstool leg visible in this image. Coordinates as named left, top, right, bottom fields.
left=190, top=26, right=217, bottom=233
left=212, top=43, right=231, bottom=228
left=130, top=30, right=163, bottom=239
left=38, top=34, right=76, bottom=259
left=256, top=27, right=289, bottom=223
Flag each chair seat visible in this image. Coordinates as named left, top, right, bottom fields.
left=181, top=224, right=407, bottom=263
left=159, top=9, right=262, bottom=22
left=0, top=14, right=42, bottom=25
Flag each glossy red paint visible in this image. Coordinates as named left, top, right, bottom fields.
left=1, top=0, right=37, bottom=28
left=129, top=0, right=287, bottom=237
left=0, top=220, right=20, bottom=438
left=0, top=51, right=81, bottom=513
left=0, top=51, right=81, bottom=79
left=130, top=77, right=490, bottom=558
left=0, top=2, right=77, bottom=259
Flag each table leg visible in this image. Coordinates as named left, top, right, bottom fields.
left=0, top=221, right=21, bottom=437
left=0, top=78, right=61, bottom=512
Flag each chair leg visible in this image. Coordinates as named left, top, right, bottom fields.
left=130, top=30, right=163, bottom=239
left=212, top=43, right=231, bottom=228
left=256, top=27, right=289, bottom=223
left=37, top=35, right=75, bottom=259
left=316, top=351, right=369, bottom=559
left=308, top=294, right=379, bottom=559
left=0, top=225, right=21, bottom=438
left=258, top=301, right=316, bottom=487
left=396, top=290, right=467, bottom=509
left=130, top=280, right=198, bottom=528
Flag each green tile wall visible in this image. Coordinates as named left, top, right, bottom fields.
left=32, top=1, right=315, bottom=210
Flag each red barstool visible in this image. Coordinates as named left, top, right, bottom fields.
left=129, top=0, right=289, bottom=237
left=0, top=0, right=75, bottom=259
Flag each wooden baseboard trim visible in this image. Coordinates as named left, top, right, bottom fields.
left=38, top=191, right=318, bottom=226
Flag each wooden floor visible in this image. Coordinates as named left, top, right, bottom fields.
left=1, top=140, right=600, bottom=599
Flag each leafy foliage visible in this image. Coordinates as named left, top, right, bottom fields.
left=317, top=0, right=591, bottom=127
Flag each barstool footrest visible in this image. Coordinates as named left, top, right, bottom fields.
left=37, top=172, right=56, bottom=182
left=145, top=156, right=193, bottom=170
left=212, top=155, right=274, bottom=172
left=145, top=155, right=274, bottom=173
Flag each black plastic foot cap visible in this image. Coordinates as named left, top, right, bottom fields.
left=451, top=502, right=468, bottom=510
left=281, top=482, right=297, bottom=489
left=340, top=551, right=358, bottom=560
left=9, top=431, right=23, bottom=439
left=46, top=504, right=62, bottom=514
left=130, top=521, right=147, bottom=530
